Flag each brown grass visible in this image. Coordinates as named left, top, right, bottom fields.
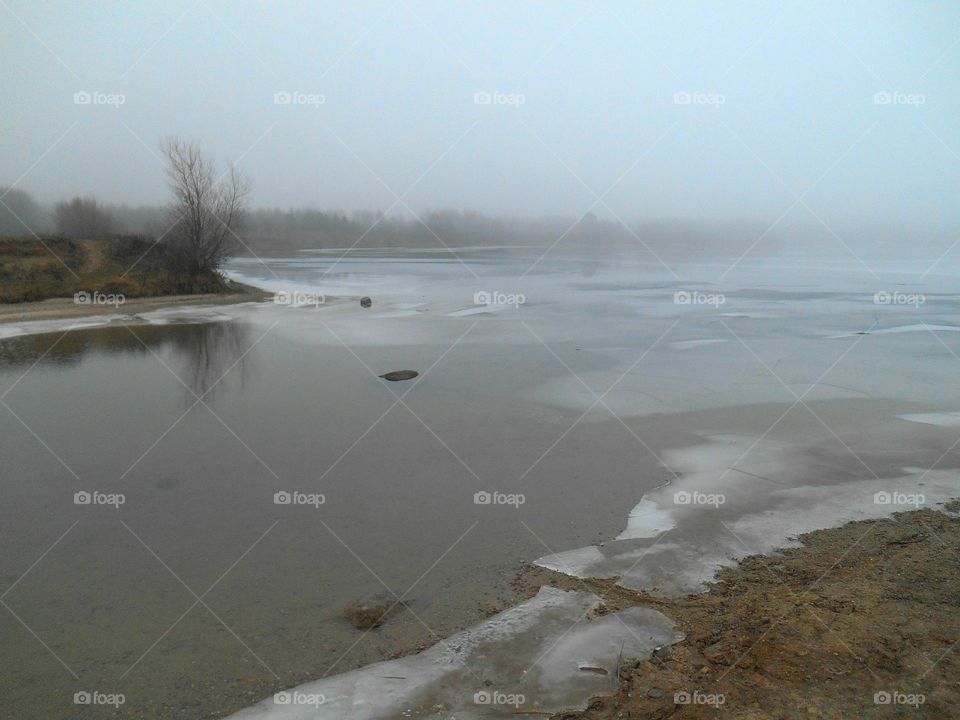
left=0, top=237, right=231, bottom=303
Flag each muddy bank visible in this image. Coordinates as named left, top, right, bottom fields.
left=507, top=506, right=960, bottom=719
left=0, top=280, right=270, bottom=325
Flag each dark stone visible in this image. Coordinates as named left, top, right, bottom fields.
left=360, top=296, right=372, bottom=308
left=379, top=370, right=418, bottom=382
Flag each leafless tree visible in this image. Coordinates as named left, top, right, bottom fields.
left=54, top=195, right=115, bottom=238
left=162, top=137, right=250, bottom=275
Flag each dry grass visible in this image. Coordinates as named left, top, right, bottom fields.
left=0, top=236, right=231, bottom=303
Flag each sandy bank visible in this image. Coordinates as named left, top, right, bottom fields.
left=519, top=504, right=960, bottom=719
left=0, top=282, right=271, bottom=325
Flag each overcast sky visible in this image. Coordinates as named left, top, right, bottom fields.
left=2, top=1, right=958, bottom=226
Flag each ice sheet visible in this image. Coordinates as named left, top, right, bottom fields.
left=669, top=339, right=728, bottom=350
left=0, top=307, right=235, bottom=339
left=899, top=411, right=960, bottom=427
left=225, top=587, right=681, bottom=719
left=0, top=314, right=124, bottom=339
left=829, top=322, right=960, bottom=338
left=536, top=434, right=960, bottom=596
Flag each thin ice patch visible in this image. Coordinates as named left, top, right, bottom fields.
left=226, top=587, right=680, bottom=719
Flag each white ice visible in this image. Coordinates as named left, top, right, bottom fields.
left=225, top=587, right=681, bottom=720
left=536, top=434, right=960, bottom=596
left=899, top=411, right=960, bottom=427
left=0, top=306, right=235, bottom=339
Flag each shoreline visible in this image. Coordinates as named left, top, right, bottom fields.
left=0, top=281, right=271, bottom=326
left=223, top=504, right=960, bottom=719
left=2, top=273, right=957, bottom=717
left=531, top=503, right=960, bottom=718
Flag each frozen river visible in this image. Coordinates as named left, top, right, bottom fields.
left=2, top=248, right=959, bottom=717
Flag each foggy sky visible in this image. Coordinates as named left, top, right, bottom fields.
left=2, top=1, right=958, bottom=227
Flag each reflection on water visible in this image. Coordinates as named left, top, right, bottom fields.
left=0, top=321, right=254, bottom=406
left=5, top=253, right=960, bottom=720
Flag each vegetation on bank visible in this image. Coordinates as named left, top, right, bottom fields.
left=0, top=236, right=232, bottom=304
left=1, top=136, right=251, bottom=304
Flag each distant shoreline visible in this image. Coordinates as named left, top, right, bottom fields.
left=0, top=280, right=271, bottom=326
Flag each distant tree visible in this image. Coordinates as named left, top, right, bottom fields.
left=162, top=137, right=250, bottom=275
left=108, top=203, right=166, bottom=236
left=0, top=187, right=47, bottom=235
left=53, top=195, right=115, bottom=238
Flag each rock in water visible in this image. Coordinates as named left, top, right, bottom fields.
left=380, top=370, right=418, bottom=382
left=360, top=296, right=372, bottom=308
left=341, top=595, right=402, bottom=630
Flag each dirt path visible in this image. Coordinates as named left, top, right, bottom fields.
left=506, top=505, right=960, bottom=719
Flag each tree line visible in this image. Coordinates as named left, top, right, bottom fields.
left=1, top=137, right=782, bottom=275
left=0, top=137, right=249, bottom=277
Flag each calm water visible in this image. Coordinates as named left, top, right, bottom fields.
left=2, top=249, right=959, bottom=717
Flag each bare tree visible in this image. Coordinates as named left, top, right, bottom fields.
left=162, top=137, right=250, bottom=275
left=54, top=195, right=115, bottom=238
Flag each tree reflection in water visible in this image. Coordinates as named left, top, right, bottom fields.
left=0, top=321, right=254, bottom=407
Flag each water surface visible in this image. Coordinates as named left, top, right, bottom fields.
left=2, top=249, right=959, bottom=717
